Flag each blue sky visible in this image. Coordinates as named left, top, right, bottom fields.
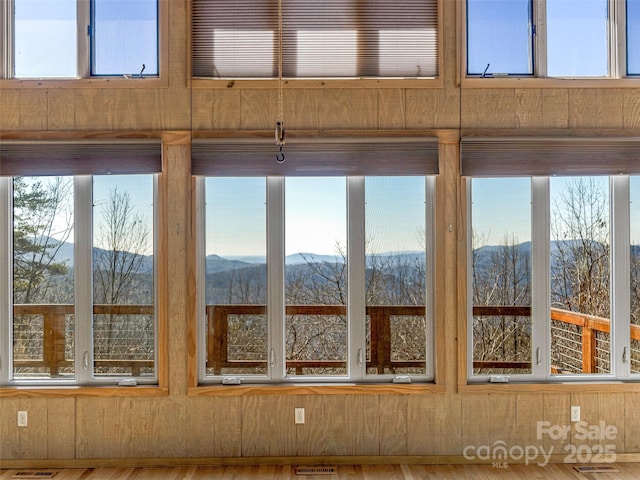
left=473, top=176, right=640, bottom=247
left=14, top=0, right=76, bottom=77
left=472, top=177, right=531, bottom=246
left=630, top=0, right=640, bottom=74
left=205, top=177, right=426, bottom=258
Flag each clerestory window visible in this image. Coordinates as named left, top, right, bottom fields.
left=192, top=0, right=438, bottom=78
left=466, top=0, right=639, bottom=78
left=1, top=0, right=158, bottom=79
left=0, top=141, right=160, bottom=386
left=192, top=139, right=438, bottom=384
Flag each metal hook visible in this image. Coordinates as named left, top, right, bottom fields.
left=275, top=121, right=285, bottom=163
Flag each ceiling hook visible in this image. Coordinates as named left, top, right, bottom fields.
left=275, top=121, right=286, bottom=163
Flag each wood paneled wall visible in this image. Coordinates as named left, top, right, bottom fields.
left=2, top=0, right=640, bottom=465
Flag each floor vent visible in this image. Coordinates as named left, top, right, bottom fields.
left=573, top=465, right=618, bottom=474
left=295, top=466, right=338, bottom=475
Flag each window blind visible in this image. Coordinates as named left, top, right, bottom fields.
left=192, top=138, right=439, bottom=176
left=192, top=0, right=438, bottom=78
left=461, top=137, right=640, bottom=177
left=0, top=140, right=162, bottom=176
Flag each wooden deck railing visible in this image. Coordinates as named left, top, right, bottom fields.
left=206, top=304, right=427, bottom=375
left=473, top=305, right=640, bottom=374
left=14, top=303, right=636, bottom=377
left=13, top=304, right=154, bottom=377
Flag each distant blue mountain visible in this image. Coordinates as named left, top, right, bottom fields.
left=285, top=253, right=343, bottom=265
left=26, top=238, right=154, bottom=273
left=205, top=254, right=257, bottom=273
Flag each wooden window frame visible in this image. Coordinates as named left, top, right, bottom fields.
left=190, top=137, right=440, bottom=388
left=0, top=139, right=167, bottom=395
left=460, top=137, right=640, bottom=388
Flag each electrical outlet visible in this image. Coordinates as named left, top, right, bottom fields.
left=294, top=407, right=305, bottom=424
left=571, top=405, right=581, bottom=423
left=17, top=411, right=27, bottom=427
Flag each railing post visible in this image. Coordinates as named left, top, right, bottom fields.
left=582, top=326, right=597, bottom=374
left=369, top=307, right=392, bottom=374
left=381, top=308, right=393, bottom=373
left=43, top=311, right=66, bottom=377
left=211, top=306, right=227, bottom=375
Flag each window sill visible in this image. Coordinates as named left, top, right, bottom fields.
left=189, top=383, right=445, bottom=396
left=0, top=76, right=168, bottom=89
left=462, top=77, right=640, bottom=89
left=192, top=77, right=443, bottom=89
left=0, top=386, right=169, bottom=398
left=459, top=381, right=640, bottom=394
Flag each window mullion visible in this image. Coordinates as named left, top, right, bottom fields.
left=609, top=0, right=620, bottom=77
left=425, top=176, right=436, bottom=380
left=74, top=176, right=93, bottom=384
left=195, top=178, right=208, bottom=382
left=348, top=177, right=366, bottom=381
left=534, top=0, right=547, bottom=77
left=615, top=0, right=627, bottom=77
left=531, top=177, right=550, bottom=380
left=0, top=0, right=13, bottom=78
left=0, top=178, right=11, bottom=383
left=612, top=175, right=631, bottom=378
left=78, top=0, right=90, bottom=77
left=267, top=177, right=285, bottom=382
left=465, top=178, right=474, bottom=380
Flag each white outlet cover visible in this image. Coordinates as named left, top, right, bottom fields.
left=17, top=411, right=28, bottom=427
left=571, top=406, right=581, bottom=422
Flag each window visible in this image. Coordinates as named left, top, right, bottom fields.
left=466, top=0, right=636, bottom=78
left=463, top=138, right=640, bottom=382
left=192, top=0, right=438, bottom=78
left=470, top=178, right=533, bottom=375
left=193, top=139, right=437, bottom=384
left=467, top=0, right=533, bottom=75
left=629, top=0, right=640, bottom=74
left=0, top=141, right=161, bottom=386
left=3, top=0, right=158, bottom=79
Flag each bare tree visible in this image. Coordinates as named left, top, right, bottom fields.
left=471, top=232, right=531, bottom=373
left=12, top=176, right=74, bottom=373
left=93, top=187, right=152, bottom=370
left=93, top=187, right=150, bottom=305
left=551, top=177, right=610, bottom=317
left=285, top=246, right=348, bottom=373
left=13, top=176, right=73, bottom=304
left=548, top=178, right=610, bottom=373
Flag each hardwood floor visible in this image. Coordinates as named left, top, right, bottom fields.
left=1, top=463, right=639, bottom=480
